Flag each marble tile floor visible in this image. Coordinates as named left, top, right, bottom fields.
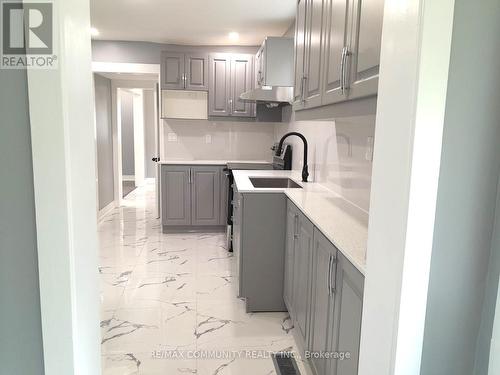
left=99, top=181, right=312, bottom=375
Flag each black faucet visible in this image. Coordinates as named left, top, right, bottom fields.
left=276, top=132, right=309, bottom=182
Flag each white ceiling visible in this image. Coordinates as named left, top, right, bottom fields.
left=90, top=0, right=296, bottom=46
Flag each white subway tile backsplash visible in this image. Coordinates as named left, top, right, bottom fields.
left=162, top=112, right=376, bottom=212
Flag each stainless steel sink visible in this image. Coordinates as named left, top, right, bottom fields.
left=250, top=177, right=302, bottom=189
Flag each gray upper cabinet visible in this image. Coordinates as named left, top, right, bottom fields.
left=161, top=52, right=185, bottom=90
left=191, top=166, right=221, bottom=226
left=209, top=53, right=256, bottom=117
left=303, top=0, right=326, bottom=108
left=231, top=54, right=256, bottom=117
left=294, top=0, right=384, bottom=111
left=161, top=165, right=191, bottom=226
left=293, top=0, right=308, bottom=105
left=161, top=51, right=208, bottom=91
left=330, top=252, right=364, bottom=375
left=293, top=210, right=314, bottom=351
left=347, top=0, right=384, bottom=100
left=209, top=54, right=231, bottom=116
left=185, top=52, right=209, bottom=91
left=321, top=0, right=349, bottom=105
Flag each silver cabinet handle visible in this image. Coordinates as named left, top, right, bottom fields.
left=301, top=76, right=308, bottom=103
left=329, top=255, right=337, bottom=295
left=327, top=254, right=332, bottom=295
left=340, top=47, right=347, bottom=95
left=342, top=47, right=351, bottom=95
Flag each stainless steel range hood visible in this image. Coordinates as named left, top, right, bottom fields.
left=240, top=86, right=294, bottom=104
left=240, top=36, right=295, bottom=104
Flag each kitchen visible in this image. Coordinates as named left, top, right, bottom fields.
left=86, top=0, right=500, bottom=375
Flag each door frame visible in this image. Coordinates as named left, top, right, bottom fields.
left=92, top=63, right=160, bottom=209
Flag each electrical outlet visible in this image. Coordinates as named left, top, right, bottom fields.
left=205, top=134, right=212, bottom=144
left=168, top=132, right=177, bottom=142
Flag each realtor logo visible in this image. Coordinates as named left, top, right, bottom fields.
left=1, top=0, right=57, bottom=69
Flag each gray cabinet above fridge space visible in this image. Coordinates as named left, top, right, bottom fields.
left=160, top=47, right=285, bottom=121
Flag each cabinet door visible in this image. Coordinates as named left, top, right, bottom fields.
left=303, top=0, right=326, bottom=108
left=161, top=166, right=191, bottom=226
left=329, top=252, right=364, bottom=375
left=208, top=54, right=231, bottom=116
left=284, top=201, right=299, bottom=313
left=347, top=0, right=384, bottom=100
left=321, top=0, right=349, bottom=105
left=293, top=0, right=308, bottom=106
left=185, top=53, right=209, bottom=91
left=231, top=54, right=256, bottom=117
left=233, top=190, right=243, bottom=296
left=293, top=211, right=314, bottom=350
left=310, top=228, right=337, bottom=375
left=161, top=52, right=185, bottom=90
left=191, top=166, right=221, bottom=226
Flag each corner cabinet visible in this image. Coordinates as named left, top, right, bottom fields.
left=208, top=53, right=256, bottom=118
left=285, top=199, right=365, bottom=375
left=294, top=0, right=384, bottom=110
left=161, top=165, right=226, bottom=230
left=161, top=51, right=208, bottom=91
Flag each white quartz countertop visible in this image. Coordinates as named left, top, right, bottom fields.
left=158, top=159, right=270, bottom=165
left=232, top=170, right=368, bottom=275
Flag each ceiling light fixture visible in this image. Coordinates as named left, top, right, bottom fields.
left=228, top=32, right=239, bottom=41
left=90, top=27, right=100, bottom=37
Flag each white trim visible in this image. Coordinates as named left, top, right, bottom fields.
left=27, top=0, right=101, bottom=373
left=98, top=200, right=116, bottom=222
left=122, top=175, right=136, bottom=182
left=358, top=0, right=456, bottom=374
left=92, top=62, right=160, bottom=74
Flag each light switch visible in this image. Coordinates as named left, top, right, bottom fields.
left=168, top=132, right=177, bottom=142
left=205, top=134, right=212, bottom=144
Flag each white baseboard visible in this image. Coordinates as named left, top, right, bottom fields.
left=98, top=200, right=116, bottom=222
left=122, top=175, right=135, bottom=182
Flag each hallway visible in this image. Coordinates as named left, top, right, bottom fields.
left=98, top=182, right=307, bottom=374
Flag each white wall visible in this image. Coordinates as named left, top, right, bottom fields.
left=143, top=90, right=157, bottom=178
left=419, top=0, right=500, bottom=373
left=0, top=64, right=44, bottom=375
left=120, top=90, right=135, bottom=176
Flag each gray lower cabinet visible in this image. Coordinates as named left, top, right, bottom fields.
left=161, top=166, right=191, bottom=226
left=191, top=166, right=221, bottom=226
left=292, top=208, right=314, bottom=351
left=161, top=164, right=226, bottom=230
left=284, top=199, right=364, bottom=375
left=330, top=252, right=364, bottom=375
left=284, top=201, right=298, bottom=312
left=235, top=193, right=287, bottom=312
left=310, top=228, right=337, bottom=375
